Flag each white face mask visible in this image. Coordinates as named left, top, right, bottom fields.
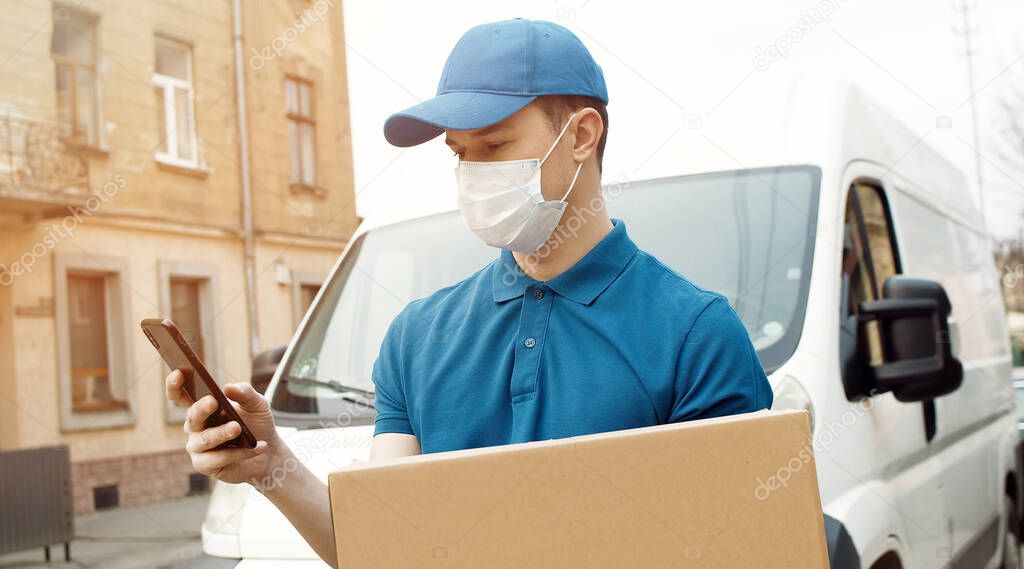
left=455, top=112, right=583, bottom=253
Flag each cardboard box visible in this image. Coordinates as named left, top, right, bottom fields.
left=328, top=409, right=828, bottom=568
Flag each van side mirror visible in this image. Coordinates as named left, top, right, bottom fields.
left=857, top=276, right=963, bottom=402
left=251, top=346, right=286, bottom=395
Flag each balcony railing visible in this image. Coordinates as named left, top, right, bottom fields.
left=0, top=113, right=89, bottom=203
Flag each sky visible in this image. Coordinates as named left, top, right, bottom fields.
left=340, top=0, right=1024, bottom=239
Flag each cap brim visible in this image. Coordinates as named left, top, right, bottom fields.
left=383, top=91, right=538, bottom=147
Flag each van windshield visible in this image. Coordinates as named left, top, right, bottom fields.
left=272, top=166, right=820, bottom=417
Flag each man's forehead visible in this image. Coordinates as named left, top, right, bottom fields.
left=444, top=103, right=548, bottom=144
left=467, top=121, right=512, bottom=136
left=445, top=120, right=515, bottom=145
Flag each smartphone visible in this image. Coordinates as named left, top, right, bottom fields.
left=140, top=318, right=257, bottom=449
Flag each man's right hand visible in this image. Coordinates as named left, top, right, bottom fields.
left=166, top=370, right=280, bottom=487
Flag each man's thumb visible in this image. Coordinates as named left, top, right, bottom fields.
left=224, top=382, right=268, bottom=412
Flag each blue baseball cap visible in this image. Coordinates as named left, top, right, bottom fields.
left=383, top=18, right=608, bottom=147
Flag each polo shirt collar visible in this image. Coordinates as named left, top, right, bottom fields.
left=491, top=218, right=638, bottom=305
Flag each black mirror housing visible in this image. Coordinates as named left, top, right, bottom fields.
left=857, top=276, right=963, bottom=402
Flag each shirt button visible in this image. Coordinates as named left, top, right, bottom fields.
left=533, top=289, right=545, bottom=300
left=524, top=337, right=537, bottom=349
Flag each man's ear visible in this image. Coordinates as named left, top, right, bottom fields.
left=571, top=107, right=603, bottom=164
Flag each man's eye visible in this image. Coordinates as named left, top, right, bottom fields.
left=487, top=142, right=506, bottom=151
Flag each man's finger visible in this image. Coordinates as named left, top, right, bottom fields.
left=184, top=395, right=218, bottom=433
left=191, top=441, right=269, bottom=476
left=165, top=369, right=195, bottom=407
left=186, top=421, right=242, bottom=454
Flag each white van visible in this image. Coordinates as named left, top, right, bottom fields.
left=182, top=80, right=1021, bottom=569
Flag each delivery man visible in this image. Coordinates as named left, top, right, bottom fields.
left=166, top=18, right=773, bottom=568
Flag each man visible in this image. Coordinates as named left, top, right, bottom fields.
left=166, top=18, right=772, bottom=568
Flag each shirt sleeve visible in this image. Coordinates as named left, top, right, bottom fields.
left=668, top=295, right=773, bottom=423
left=371, top=309, right=415, bottom=436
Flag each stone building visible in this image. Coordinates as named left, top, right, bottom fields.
left=0, top=0, right=358, bottom=514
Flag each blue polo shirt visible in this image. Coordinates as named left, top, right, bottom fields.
left=371, top=219, right=773, bottom=454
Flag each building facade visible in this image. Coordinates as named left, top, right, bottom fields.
left=0, top=0, right=358, bottom=514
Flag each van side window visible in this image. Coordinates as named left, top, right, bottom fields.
left=841, top=183, right=901, bottom=364
left=856, top=184, right=899, bottom=287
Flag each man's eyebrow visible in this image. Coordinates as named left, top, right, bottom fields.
left=445, top=123, right=510, bottom=146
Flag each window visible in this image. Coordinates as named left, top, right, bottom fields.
left=274, top=168, right=822, bottom=417
left=153, top=38, right=197, bottom=166
left=857, top=184, right=899, bottom=285
left=841, top=182, right=901, bottom=364
left=300, top=283, right=320, bottom=314
left=52, top=8, right=99, bottom=146
left=286, top=77, right=316, bottom=188
left=55, top=254, right=135, bottom=430
left=291, top=270, right=325, bottom=327
left=170, top=278, right=205, bottom=360
left=67, top=275, right=122, bottom=411
left=158, top=262, right=220, bottom=422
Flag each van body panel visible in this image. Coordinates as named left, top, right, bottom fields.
left=885, top=170, right=1011, bottom=567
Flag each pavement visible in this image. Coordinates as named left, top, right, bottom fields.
left=0, top=494, right=209, bottom=569
left=5, top=493, right=1022, bottom=566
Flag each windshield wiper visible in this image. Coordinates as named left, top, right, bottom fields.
left=284, top=376, right=375, bottom=405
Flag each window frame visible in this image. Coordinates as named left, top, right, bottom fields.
left=54, top=253, right=136, bottom=431
left=152, top=36, right=199, bottom=169
left=285, top=76, right=318, bottom=191
left=841, top=180, right=904, bottom=372
left=157, top=261, right=221, bottom=423
left=844, top=180, right=903, bottom=311
left=51, top=7, right=101, bottom=148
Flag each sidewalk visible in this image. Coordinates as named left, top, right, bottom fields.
left=0, top=494, right=209, bottom=569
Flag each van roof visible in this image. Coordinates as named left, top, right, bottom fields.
left=628, top=77, right=977, bottom=219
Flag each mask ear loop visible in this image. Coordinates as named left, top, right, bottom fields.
left=539, top=111, right=582, bottom=203
left=539, top=111, right=579, bottom=166
left=560, top=162, right=584, bottom=202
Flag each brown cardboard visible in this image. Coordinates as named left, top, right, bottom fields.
left=328, top=409, right=828, bottom=568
